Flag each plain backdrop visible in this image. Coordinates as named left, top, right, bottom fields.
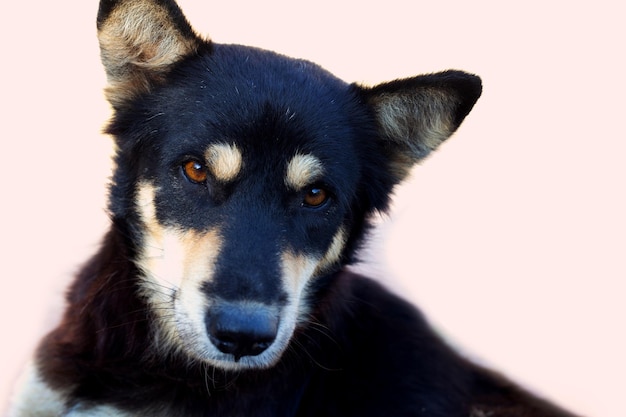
left=1, top=1, right=624, bottom=416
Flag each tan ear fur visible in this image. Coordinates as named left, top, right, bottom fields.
left=370, top=89, right=460, bottom=179
left=97, top=0, right=204, bottom=108
left=362, top=71, right=482, bottom=180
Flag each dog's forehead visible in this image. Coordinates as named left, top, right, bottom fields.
left=155, top=45, right=361, bottom=143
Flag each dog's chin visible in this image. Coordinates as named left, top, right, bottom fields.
left=188, top=336, right=292, bottom=371
left=201, top=349, right=284, bottom=371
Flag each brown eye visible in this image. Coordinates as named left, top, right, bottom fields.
left=183, top=160, right=208, bottom=183
left=303, top=187, right=328, bottom=207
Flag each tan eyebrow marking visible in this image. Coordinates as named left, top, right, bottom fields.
left=205, top=143, right=243, bottom=182
left=285, top=153, right=324, bottom=191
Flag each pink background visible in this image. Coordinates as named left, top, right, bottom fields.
left=1, top=1, right=624, bottom=416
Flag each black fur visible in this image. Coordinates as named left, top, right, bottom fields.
left=37, top=231, right=576, bottom=416
left=17, top=1, right=579, bottom=416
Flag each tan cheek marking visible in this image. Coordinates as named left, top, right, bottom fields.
left=315, top=227, right=348, bottom=275
left=206, top=143, right=243, bottom=182
left=138, top=226, right=222, bottom=354
left=175, top=229, right=222, bottom=341
left=135, top=183, right=177, bottom=290
left=179, top=229, right=222, bottom=286
left=136, top=181, right=162, bottom=241
left=285, top=153, right=324, bottom=191
left=281, top=227, right=347, bottom=297
left=135, top=181, right=221, bottom=308
left=281, top=252, right=318, bottom=296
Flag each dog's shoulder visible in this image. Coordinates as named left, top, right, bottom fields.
left=304, top=273, right=580, bottom=417
left=319, top=271, right=448, bottom=345
left=294, top=271, right=472, bottom=416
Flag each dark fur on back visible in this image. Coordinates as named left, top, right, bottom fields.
left=9, top=1, right=579, bottom=416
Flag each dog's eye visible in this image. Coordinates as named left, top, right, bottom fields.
left=182, top=160, right=208, bottom=184
left=303, top=187, right=329, bottom=208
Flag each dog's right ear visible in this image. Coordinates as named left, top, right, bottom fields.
left=97, top=0, right=206, bottom=109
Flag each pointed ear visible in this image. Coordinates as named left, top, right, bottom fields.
left=97, top=0, right=206, bottom=108
left=359, top=70, right=482, bottom=180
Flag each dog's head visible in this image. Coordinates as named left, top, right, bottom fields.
left=97, top=0, right=481, bottom=370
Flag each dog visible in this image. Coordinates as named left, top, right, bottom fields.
left=9, top=0, right=579, bottom=416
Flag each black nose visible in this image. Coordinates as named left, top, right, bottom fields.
left=206, top=303, right=279, bottom=361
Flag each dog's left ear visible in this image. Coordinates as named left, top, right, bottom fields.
left=359, top=70, right=482, bottom=180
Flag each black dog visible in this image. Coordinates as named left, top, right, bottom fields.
left=9, top=0, right=578, bottom=416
